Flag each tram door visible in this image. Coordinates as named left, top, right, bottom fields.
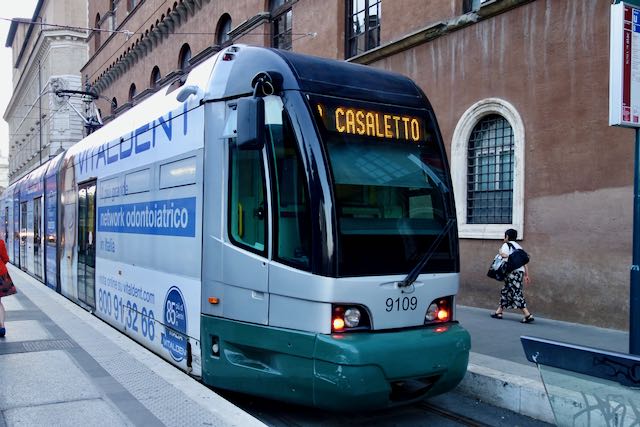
left=4, top=207, right=8, bottom=243
left=77, top=181, right=96, bottom=308
left=20, top=202, right=27, bottom=271
left=34, top=197, right=42, bottom=279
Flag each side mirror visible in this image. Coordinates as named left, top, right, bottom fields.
left=236, top=97, right=265, bottom=150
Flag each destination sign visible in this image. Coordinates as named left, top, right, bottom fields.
left=315, top=103, right=425, bottom=142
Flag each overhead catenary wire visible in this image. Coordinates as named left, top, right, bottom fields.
left=1, top=15, right=316, bottom=83
left=0, top=16, right=317, bottom=38
left=8, top=96, right=78, bottom=171
left=2, top=13, right=317, bottom=169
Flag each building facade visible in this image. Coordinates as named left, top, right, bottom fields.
left=348, top=0, right=631, bottom=330
left=4, top=0, right=88, bottom=183
left=83, top=0, right=634, bottom=329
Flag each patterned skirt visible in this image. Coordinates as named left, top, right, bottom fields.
left=0, top=272, right=16, bottom=297
left=499, top=270, right=526, bottom=309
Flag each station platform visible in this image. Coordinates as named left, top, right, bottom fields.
left=455, top=303, right=628, bottom=424
left=0, top=264, right=630, bottom=425
left=0, top=265, right=265, bottom=427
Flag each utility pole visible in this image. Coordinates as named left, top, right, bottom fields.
left=611, top=0, right=640, bottom=355
left=38, top=59, right=42, bottom=166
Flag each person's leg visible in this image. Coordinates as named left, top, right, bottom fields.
left=491, top=284, right=508, bottom=318
left=0, top=297, right=4, bottom=327
left=508, top=271, right=533, bottom=322
left=490, top=306, right=503, bottom=318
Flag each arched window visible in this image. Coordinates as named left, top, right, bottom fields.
left=178, top=44, right=191, bottom=71
left=94, top=14, right=101, bottom=51
left=150, top=66, right=161, bottom=88
left=216, top=14, right=232, bottom=45
left=109, top=0, right=117, bottom=30
left=451, top=98, right=525, bottom=239
left=271, top=0, right=292, bottom=50
left=111, top=98, right=118, bottom=114
left=467, top=115, right=513, bottom=224
left=128, top=83, right=137, bottom=102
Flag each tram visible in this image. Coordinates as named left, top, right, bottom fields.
left=0, top=45, right=470, bottom=410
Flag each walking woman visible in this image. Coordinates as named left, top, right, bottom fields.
left=490, top=229, right=534, bottom=323
left=0, top=239, right=16, bottom=337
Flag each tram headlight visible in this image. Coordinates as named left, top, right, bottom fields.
left=332, top=304, right=371, bottom=332
left=425, top=303, right=439, bottom=322
left=344, top=308, right=361, bottom=328
left=424, top=297, right=452, bottom=325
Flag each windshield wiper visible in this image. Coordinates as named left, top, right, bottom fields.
left=407, top=154, right=449, bottom=193
left=398, top=218, right=456, bottom=288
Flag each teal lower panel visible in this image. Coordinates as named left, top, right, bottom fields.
left=312, top=323, right=470, bottom=410
left=201, top=316, right=318, bottom=406
left=201, top=316, right=470, bottom=411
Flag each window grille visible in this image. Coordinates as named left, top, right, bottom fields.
left=466, top=114, right=513, bottom=224
left=271, top=0, right=292, bottom=50
left=346, top=0, right=381, bottom=58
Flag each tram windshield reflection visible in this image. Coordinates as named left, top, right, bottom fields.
left=310, top=95, right=456, bottom=277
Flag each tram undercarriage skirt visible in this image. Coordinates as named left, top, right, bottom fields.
left=389, top=376, right=440, bottom=401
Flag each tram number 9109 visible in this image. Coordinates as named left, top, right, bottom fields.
left=385, top=296, right=418, bottom=312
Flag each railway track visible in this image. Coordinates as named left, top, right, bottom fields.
left=224, top=390, right=496, bottom=427
left=418, top=401, right=494, bottom=427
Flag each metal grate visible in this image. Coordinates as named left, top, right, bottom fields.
left=467, top=114, right=514, bottom=224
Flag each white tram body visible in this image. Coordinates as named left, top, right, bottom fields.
left=1, top=45, right=470, bottom=410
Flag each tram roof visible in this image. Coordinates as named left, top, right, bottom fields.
left=216, top=46, right=429, bottom=108
left=66, top=45, right=431, bottom=160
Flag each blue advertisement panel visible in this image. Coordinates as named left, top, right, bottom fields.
left=162, top=286, right=188, bottom=362
left=44, top=172, right=58, bottom=290
left=97, top=197, right=196, bottom=237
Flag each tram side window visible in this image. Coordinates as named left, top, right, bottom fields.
left=228, top=144, right=267, bottom=254
left=266, top=108, right=311, bottom=270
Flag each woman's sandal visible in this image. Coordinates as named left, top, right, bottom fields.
left=521, top=314, right=534, bottom=324
left=0, top=327, right=5, bottom=338
left=490, top=312, right=503, bottom=319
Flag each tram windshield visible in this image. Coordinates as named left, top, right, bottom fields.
left=311, top=95, right=457, bottom=276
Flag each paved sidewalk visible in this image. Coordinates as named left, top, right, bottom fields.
left=454, top=305, right=629, bottom=424
left=1, top=262, right=631, bottom=426
left=0, top=265, right=265, bottom=427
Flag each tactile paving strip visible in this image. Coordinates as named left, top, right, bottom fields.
left=22, top=339, right=76, bottom=352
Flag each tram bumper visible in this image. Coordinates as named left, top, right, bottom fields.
left=201, top=316, right=469, bottom=411
left=311, top=322, right=470, bottom=411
